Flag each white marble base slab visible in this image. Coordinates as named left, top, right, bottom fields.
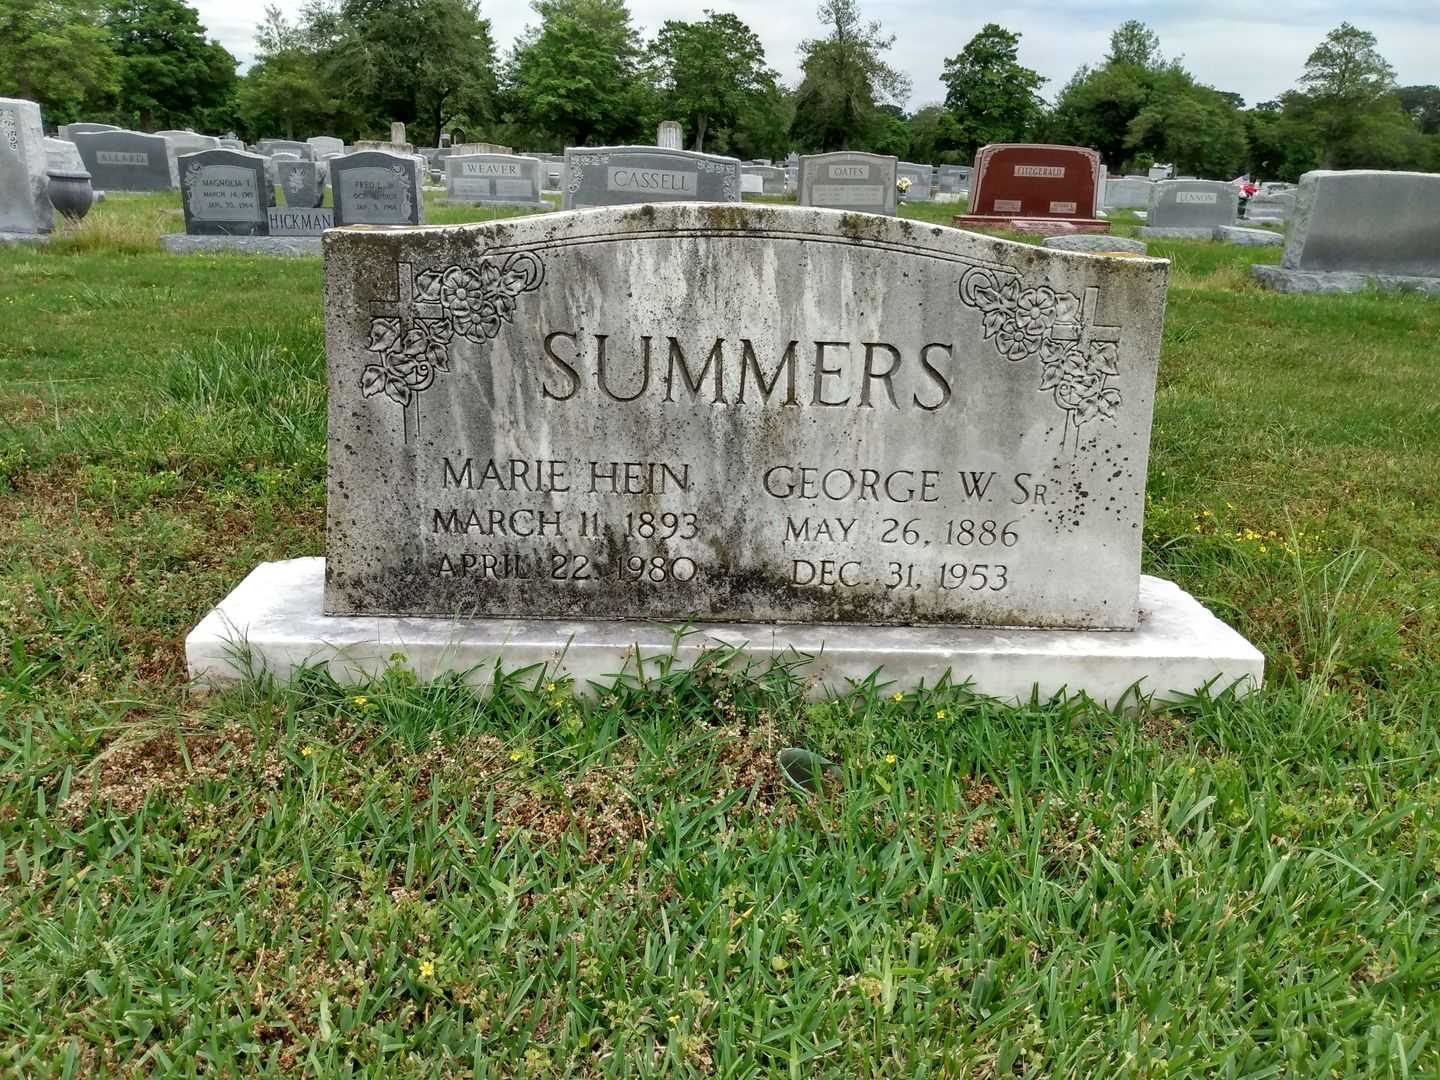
left=186, top=559, right=1264, bottom=705
left=1251, top=265, right=1440, bottom=296
left=0, top=231, right=50, bottom=246
left=160, top=234, right=321, bottom=256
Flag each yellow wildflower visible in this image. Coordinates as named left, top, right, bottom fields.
left=891, top=692, right=903, bottom=703
left=418, top=959, right=435, bottom=978
left=935, top=709, right=947, bottom=720
left=352, top=695, right=368, bottom=707
left=509, top=751, right=523, bottom=763
left=545, top=682, right=557, bottom=693
left=301, top=746, right=313, bottom=757
left=885, top=753, right=897, bottom=765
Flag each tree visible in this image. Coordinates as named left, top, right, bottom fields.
left=0, top=0, right=116, bottom=119
left=939, top=23, right=1044, bottom=160
left=235, top=6, right=334, bottom=139
left=790, top=0, right=910, bottom=151
left=650, top=11, right=775, bottom=153
left=1105, top=20, right=1161, bottom=68
left=1125, top=75, right=1248, bottom=178
left=104, top=0, right=236, bottom=130
left=330, top=0, right=497, bottom=145
left=506, top=0, right=648, bottom=146
left=1289, top=22, right=1401, bottom=168
left=1397, top=85, right=1440, bottom=135
left=905, top=104, right=961, bottom=163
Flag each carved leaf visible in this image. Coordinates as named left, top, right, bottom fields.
left=1090, top=342, right=1119, bottom=376
left=361, top=364, right=386, bottom=397
left=1038, top=363, right=1062, bottom=391
left=419, top=317, right=453, bottom=344
left=401, top=328, right=429, bottom=356
left=1098, top=387, right=1122, bottom=419
left=368, top=318, right=401, bottom=353
left=414, top=268, right=444, bottom=302
left=1053, top=292, right=1081, bottom=323
left=384, top=376, right=412, bottom=406
left=426, top=342, right=450, bottom=371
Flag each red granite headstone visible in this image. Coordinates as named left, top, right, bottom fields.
left=954, top=144, right=1109, bottom=233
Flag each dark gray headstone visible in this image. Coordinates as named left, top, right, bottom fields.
left=1147, top=180, right=1238, bottom=228
left=445, top=153, right=546, bottom=207
left=72, top=130, right=173, bottom=191
left=331, top=151, right=423, bottom=225
left=562, top=146, right=740, bottom=209
left=277, top=158, right=325, bottom=208
left=798, top=152, right=898, bottom=215
left=179, top=149, right=269, bottom=235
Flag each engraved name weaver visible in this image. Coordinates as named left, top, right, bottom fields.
left=362, top=253, right=546, bottom=407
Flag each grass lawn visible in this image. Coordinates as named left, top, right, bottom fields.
left=1, top=192, right=1438, bottom=1077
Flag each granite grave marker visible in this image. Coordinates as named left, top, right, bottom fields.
left=0, top=98, right=53, bottom=236
left=73, top=130, right=173, bottom=191
left=797, top=152, right=898, bottom=215
left=178, top=149, right=269, bottom=235
left=562, top=147, right=740, bottom=210
left=331, top=150, right=424, bottom=225
left=955, top=144, right=1107, bottom=232
left=445, top=153, right=546, bottom=207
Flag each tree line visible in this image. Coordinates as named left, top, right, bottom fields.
left=4, top=0, right=1437, bottom=180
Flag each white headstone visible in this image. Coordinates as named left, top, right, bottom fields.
left=0, top=98, right=54, bottom=235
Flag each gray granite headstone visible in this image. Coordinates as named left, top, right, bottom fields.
left=798, top=152, right=898, bottom=215
left=73, top=130, right=173, bottom=191
left=1147, top=179, right=1238, bottom=228
left=1105, top=178, right=1152, bottom=210
left=308, top=136, right=344, bottom=157
left=157, top=131, right=219, bottom=186
left=898, top=162, right=934, bottom=202
left=0, top=98, right=53, bottom=234
left=59, top=122, right=118, bottom=142
left=278, top=158, right=325, bottom=208
left=1282, top=170, right=1440, bottom=276
left=257, top=139, right=316, bottom=160
left=446, top=153, right=546, bottom=207
left=179, top=149, right=269, bottom=235
left=321, top=203, right=1168, bottom=627
left=743, top=165, right=785, bottom=196
left=561, top=146, right=740, bottom=209
left=937, top=165, right=969, bottom=194
left=44, top=137, right=87, bottom=176
left=331, top=150, right=424, bottom=225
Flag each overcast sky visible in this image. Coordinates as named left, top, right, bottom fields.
left=195, top=0, right=1437, bottom=110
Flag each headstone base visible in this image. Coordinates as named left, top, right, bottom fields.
left=932, top=192, right=965, bottom=203
left=186, top=558, right=1263, bottom=705
left=161, top=234, right=321, bottom=257
left=1042, top=235, right=1147, bottom=255
left=1214, top=226, right=1283, bottom=247
left=438, top=197, right=548, bottom=209
left=0, top=231, right=50, bottom=246
left=953, top=215, right=1111, bottom=235
left=1250, top=265, right=1440, bottom=296
left=1137, top=226, right=1216, bottom=240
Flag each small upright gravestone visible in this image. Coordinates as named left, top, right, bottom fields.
left=657, top=121, right=683, bottom=149
left=331, top=151, right=424, bottom=225
left=897, top=162, right=934, bottom=202
left=43, top=137, right=87, bottom=175
left=391, top=122, right=406, bottom=145
left=1252, top=170, right=1440, bottom=295
left=178, top=149, right=269, bottom=235
left=278, top=158, right=326, bottom=209
left=797, top=152, right=898, bottom=215
left=0, top=97, right=53, bottom=237
left=59, top=122, right=117, bottom=142
left=1105, top=177, right=1152, bottom=211
left=742, top=165, right=786, bottom=196
left=955, top=144, right=1107, bottom=233
left=562, top=146, right=739, bottom=209
left=1138, top=179, right=1239, bottom=238
left=73, top=130, right=173, bottom=191
left=189, top=202, right=1263, bottom=702
left=445, top=153, right=546, bottom=207
left=308, top=135, right=344, bottom=157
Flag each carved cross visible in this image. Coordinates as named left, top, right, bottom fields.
left=1048, top=286, right=1121, bottom=353
left=368, top=261, right=443, bottom=327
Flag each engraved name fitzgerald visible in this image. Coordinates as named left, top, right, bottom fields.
left=538, top=333, right=959, bottom=410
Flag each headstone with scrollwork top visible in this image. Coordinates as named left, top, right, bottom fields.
left=188, top=203, right=1263, bottom=702
left=562, top=146, right=740, bottom=210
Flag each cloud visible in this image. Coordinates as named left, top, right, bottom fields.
left=197, top=0, right=1439, bottom=112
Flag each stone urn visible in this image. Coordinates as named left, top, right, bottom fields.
left=47, top=170, right=94, bottom=223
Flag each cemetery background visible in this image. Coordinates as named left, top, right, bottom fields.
left=1, top=185, right=1439, bottom=1073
